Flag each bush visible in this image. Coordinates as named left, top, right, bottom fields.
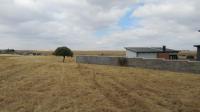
left=100, top=53, right=104, bottom=56
left=4, top=49, right=15, bottom=54
left=118, top=57, right=128, bottom=66
left=186, top=55, right=194, bottom=60
left=33, top=53, right=41, bottom=56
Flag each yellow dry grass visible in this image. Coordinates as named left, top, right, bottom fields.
left=0, top=55, right=200, bottom=112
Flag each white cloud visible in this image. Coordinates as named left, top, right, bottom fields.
left=0, top=0, right=199, bottom=50
left=97, top=0, right=200, bottom=50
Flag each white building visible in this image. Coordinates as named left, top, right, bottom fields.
left=125, top=46, right=179, bottom=60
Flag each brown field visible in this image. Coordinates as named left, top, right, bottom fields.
left=178, top=51, right=197, bottom=59
left=0, top=55, right=200, bottom=112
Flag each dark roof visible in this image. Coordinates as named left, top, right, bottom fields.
left=125, top=47, right=179, bottom=53
left=194, top=45, right=200, bottom=47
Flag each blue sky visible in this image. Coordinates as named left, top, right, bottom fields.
left=118, top=4, right=143, bottom=29
left=95, top=4, right=142, bottom=37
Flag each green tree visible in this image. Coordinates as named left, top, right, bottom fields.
left=53, top=47, right=73, bottom=62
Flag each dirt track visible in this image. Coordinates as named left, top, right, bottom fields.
left=0, top=56, right=200, bottom=112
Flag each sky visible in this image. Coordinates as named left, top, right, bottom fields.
left=0, top=0, right=200, bottom=50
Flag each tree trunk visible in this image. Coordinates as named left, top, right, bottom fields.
left=63, top=56, right=65, bottom=63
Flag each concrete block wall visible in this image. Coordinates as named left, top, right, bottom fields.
left=76, top=56, right=200, bottom=74
left=76, top=56, right=119, bottom=66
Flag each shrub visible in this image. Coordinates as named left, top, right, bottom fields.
left=5, top=49, right=15, bottom=54
left=118, top=57, right=128, bottom=66
left=186, top=55, right=194, bottom=60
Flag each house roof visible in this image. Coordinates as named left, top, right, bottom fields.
left=125, top=47, right=179, bottom=53
left=194, top=45, right=200, bottom=47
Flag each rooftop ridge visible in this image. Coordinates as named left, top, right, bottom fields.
left=125, top=47, right=179, bottom=53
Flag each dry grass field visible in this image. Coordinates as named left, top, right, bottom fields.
left=0, top=55, right=200, bottom=112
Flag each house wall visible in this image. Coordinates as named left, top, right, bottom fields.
left=197, top=47, right=200, bottom=61
left=76, top=56, right=200, bottom=74
left=137, top=53, right=157, bottom=59
left=126, top=49, right=137, bottom=58
left=158, top=53, right=169, bottom=59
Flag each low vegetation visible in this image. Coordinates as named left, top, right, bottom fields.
left=118, top=57, right=128, bottom=66
left=0, top=49, right=15, bottom=54
left=0, top=55, right=200, bottom=112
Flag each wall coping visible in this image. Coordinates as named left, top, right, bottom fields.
left=76, top=55, right=200, bottom=63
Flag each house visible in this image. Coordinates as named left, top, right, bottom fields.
left=125, top=46, right=179, bottom=60
left=194, top=45, right=200, bottom=61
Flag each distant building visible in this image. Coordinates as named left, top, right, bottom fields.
left=194, top=45, right=200, bottom=61
left=125, top=46, right=179, bottom=60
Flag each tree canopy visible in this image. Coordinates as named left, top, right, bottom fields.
left=53, top=47, right=73, bottom=62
